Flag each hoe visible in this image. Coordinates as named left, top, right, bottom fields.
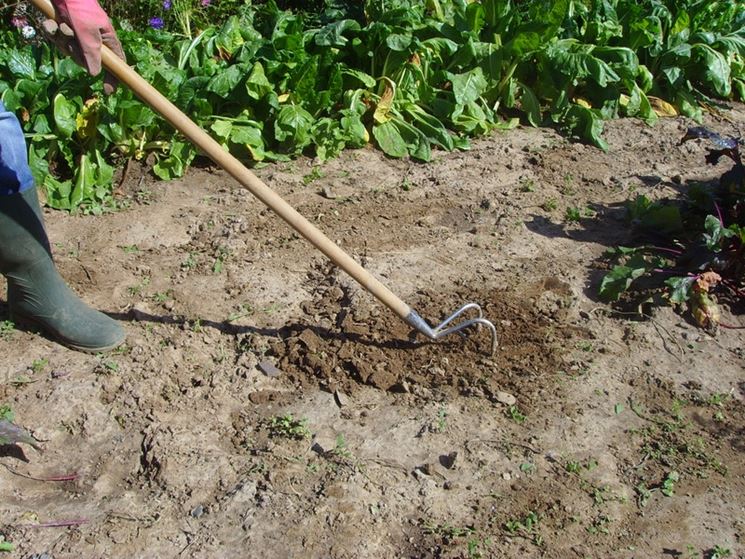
left=29, top=0, right=498, bottom=354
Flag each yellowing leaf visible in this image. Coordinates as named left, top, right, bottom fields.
left=374, top=77, right=396, bottom=124
left=619, top=94, right=630, bottom=108
left=691, top=291, right=720, bottom=332
left=695, top=271, right=722, bottom=293
left=648, top=96, right=678, bottom=117
left=574, top=97, right=592, bottom=109
left=278, top=93, right=290, bottom=103
left=75, top=98, right=101, bottom=141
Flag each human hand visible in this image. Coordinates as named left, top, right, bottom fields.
left=48, top=0, right=126, bottom=94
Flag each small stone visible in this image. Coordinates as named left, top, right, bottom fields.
left=190, top=504, right=204, bottom=518
left=440, top=451, right=458, bottom=470
left=502, top=472, right=512, bottom=481
left=412, top=468, right=430, bottom=481
left=496, top=391, right=517, bottom=406
left=321, top=186, right=337, bottom=199
left=258, top=360, right=282, bottom=378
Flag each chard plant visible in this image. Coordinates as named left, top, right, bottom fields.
left=601, top=127, right=744, bottom=332
left=0, top=0, right=743, bottom=210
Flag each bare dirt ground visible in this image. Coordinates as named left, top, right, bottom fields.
left=1, top=105, right=744, bottom=559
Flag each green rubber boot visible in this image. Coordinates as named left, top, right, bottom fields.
left=0, top=188, right=125, bottom=352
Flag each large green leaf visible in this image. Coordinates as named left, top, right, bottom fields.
left=373, top=121, right=408, bottom=158
left=7, top=49, right=35, bottom=79
left=314, top=19, right=361, bottom=47
left=214, top=16, right=245, bottom=56
left=231, top=124, right=266, bottom=161
left=518, top=82, right=541, bottom=127
left=448, top=68, right=488, bottom=105
left=53, top=94, right=77, bottom=140
left=206, top=64, right=244, bottom=96
left=561, top=104, right=608, bottom=151
left=246, top=62, right=274, bottom=100
left=692, top=44, right=731, bottom=97
left=545, top=42, right=621, bottom=87
left=274, top=105, right=314, bottom=150
left=600, top=262, right=648, bottom=301
left=71, top=153, right=94, bottom=208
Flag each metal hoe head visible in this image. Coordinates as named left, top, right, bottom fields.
left=405, top=303, right=498, bottom=355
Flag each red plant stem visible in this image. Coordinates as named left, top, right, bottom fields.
left=649, top=245, right=684, bottom=256
left=714, top=201, right=725, bottom=226
left=721, top=279, right=745, bottom=297
left=42, top=473, right=79, bottom=482
left=1, top=464, right=79, bottom=482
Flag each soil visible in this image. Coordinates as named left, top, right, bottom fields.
left=1, top=105, right=744, bottom=559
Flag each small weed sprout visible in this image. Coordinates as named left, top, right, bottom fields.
left=153, top=290, right=172, bottom=303
left=268, top=414, right=311, bottom=440
left=661, top=470, right=680, bottom=497
left=520, top=462, right=535, bottom=474
left=586, top=514, right=611, bottom=535
left=519, top=179, right=535, bottom=192
left=565, top=207, right=582, bottom=222
left=436, top=407, right=448, bottom=433
left=0, top=404, right=14, bottom=422
left=710, top=545, right=732, bottom=559
left=504, top=511, right=541, bottom=544
left=506, top=405, right=527, bottom=424
left=541, top=198, right=558, bottom=212
left=31, top=358, right=48, bottom=374
left=330, top=434, right=353, bottom=460
left=303, top=166, right=325, bottom=185
left=0, top=320, right=15, bottom=339
left=121, top=244, right=140, bottom=254
left=422, top=520, right=475, bottom=541
left=213, top=246, right=229, bottom=274
left=182, top=252, right=198, bottom=270
left=0, top=536, right=14, bottom=553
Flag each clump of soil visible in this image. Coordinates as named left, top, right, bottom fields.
left=248, top=266, right=581, bottom=408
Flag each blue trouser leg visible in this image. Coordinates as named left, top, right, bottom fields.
left=0, top=100, right=35, bottom=196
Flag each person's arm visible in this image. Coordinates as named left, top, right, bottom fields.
left=50, top=0, right=126, bottom=92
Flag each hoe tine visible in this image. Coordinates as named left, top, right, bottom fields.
left=405, top=303, right=498, bottom=355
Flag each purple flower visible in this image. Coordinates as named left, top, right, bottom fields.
left=201, top=0, right=211, bottom=6
left=162, top=0, right=171, bottom=9
left=149, top=17, right=165, bottom=29
left=11, top=16, right=29, bottom=28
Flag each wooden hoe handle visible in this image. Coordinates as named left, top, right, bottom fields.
left=29, top=0, right=414, bottom=323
